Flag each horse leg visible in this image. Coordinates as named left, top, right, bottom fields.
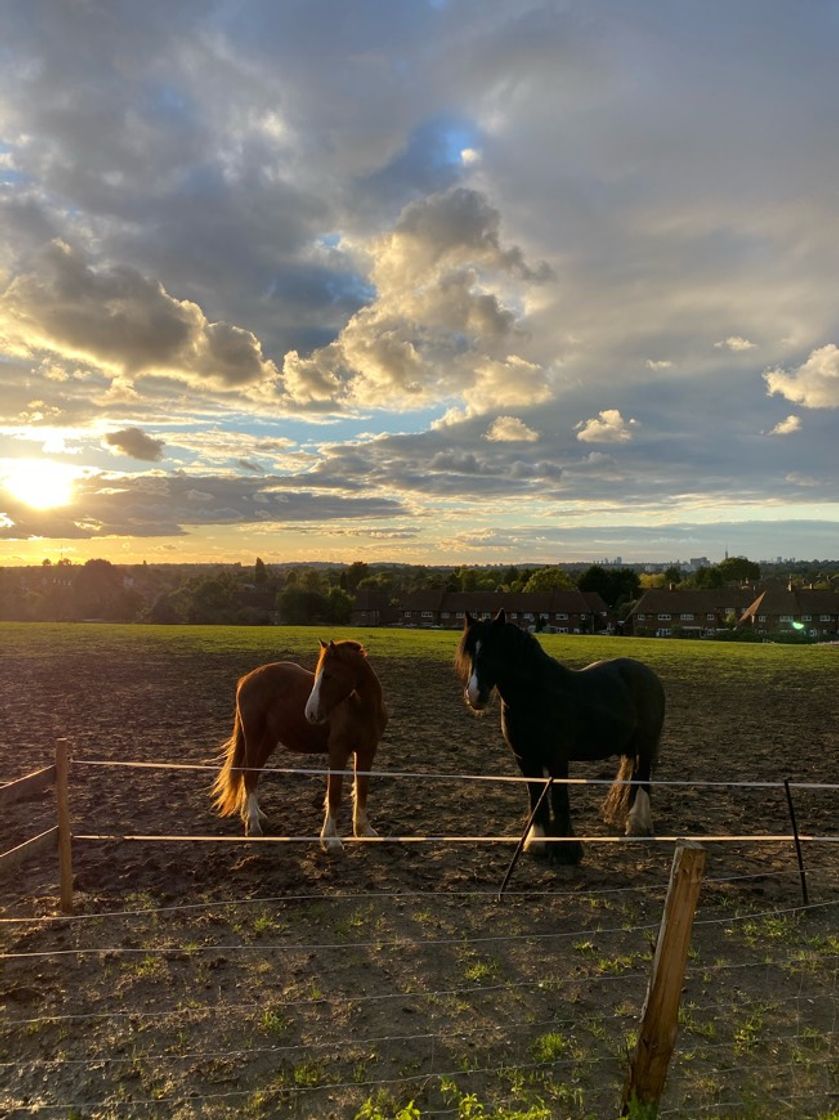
left=625, top=746, right=654, bottom=837
left=548, top=760, right=583, bottom=866
left=241, top=730, right=270, bottom=837
left=321, top=742, right=350, bottom=855
left=353, top=744, right=378, bottom=839
left=517, top=759, right=552, bottom=857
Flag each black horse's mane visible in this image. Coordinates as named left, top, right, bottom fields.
left=455, top=618, right=553, bottom=681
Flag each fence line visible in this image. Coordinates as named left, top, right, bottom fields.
left=3, top=899, right=837, bottom=962
left=1, top=1053, right=625, bottom=1115
left=68, top=831, right=839, bottom=844
left=6, top=954, right=836, bottom=1029
left=67, top=756, right=839, bottom=790
left=0, top=868, right=816, bottom=926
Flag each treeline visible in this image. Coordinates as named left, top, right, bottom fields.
left=1, top=555, right=837, bottom=626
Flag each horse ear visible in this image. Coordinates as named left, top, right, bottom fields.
left=319, top=639, right=328, bottom=649
left=464, top=611, right=475, bottom=627
left=328, top=639, right=336, bottom=650
left=493, top=608, right=506, bottom=626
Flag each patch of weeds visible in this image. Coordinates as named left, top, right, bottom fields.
left=594, top=952, right=638, bottom=974
left=125, top=953, right=168, bottom=981
left=258, top=1006, right=289, bottom=1037
left=572, top=939, right=596, bottom=955
left=531, top=1030, right=569, bottom=1062
left=440, top=1079, right=553, bottom=1119
left=623, top=1098, right=659, bottom=1120
left=463, top=957, right=500, bottom=983
left=291, top=1059, right=324, bottom=1087
left=733, top=1005, right=766, bottom=1053
left=679, top=1002, right=717, bottom=1040
left=354, top=1093, right=421, bottom=1120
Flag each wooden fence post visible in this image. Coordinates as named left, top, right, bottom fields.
left=621, top=840, right=706, bottom=1117
left=55, top=738, right=74, bottom=914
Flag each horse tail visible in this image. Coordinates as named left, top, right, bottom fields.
left=212, top=708, right=246, bottom=818
left=601, top=754, right=634, bottom=829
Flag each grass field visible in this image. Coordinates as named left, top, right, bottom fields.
left=1, top=622, right=837, bottom=1119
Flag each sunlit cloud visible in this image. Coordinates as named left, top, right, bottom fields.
left=768, top=415, right=801, bottom=436
left=715, top=336, right=757, bottom=352
left=575, top=409, right=639, bottom=444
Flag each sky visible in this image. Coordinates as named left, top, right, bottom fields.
left=1, top=0, right=839, bottom=567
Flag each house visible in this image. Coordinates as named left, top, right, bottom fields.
left=398, top=589, right=604, bottom=633
left=627, top=587, right=755, bottom=637
left=351, top=588, right=398, bottom=628
left=739, top=585, right=839, bottom=639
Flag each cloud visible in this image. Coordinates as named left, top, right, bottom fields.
left=764, top=344, right=839, bottom=408
left=715, top=337, right=757, bottom=351
left=0, top=240, right=280, bottom=392
left=281, top=187, right=553, bottom=413
left=575, top=409, right=639, bottom=444
left=645, top=359, right=673, bottom=370
left=104, top=427, right=165, bottom=461
left=768, top=414, right=801, bottom=436
left=484, top=416, right=539, bottom=442
left=0, top=472, right=405, bottom=541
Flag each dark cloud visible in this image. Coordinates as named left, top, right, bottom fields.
left=104, top=427, right=165, bottom=462
left=0, top=473, right=405, bottom=541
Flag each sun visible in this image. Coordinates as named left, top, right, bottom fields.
left=2, top=459, right=78, bottom=510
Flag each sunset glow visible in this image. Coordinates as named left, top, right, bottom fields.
left=2, top=459, right=77, bottom=510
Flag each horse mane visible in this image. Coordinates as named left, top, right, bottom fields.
left=318, top=639, right=367, bottom=666
left=455, top=620, right=551, bottom=681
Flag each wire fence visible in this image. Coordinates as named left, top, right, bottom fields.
left=2, top=752, right=838, bottom=1118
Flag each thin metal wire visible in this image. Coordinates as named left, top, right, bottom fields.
left=3, top=899, right=836, bottom=962
left=1, top=1053, right=622, bottom=1114
left=68, top=830, right=839, bottom=843
left=1, top=971, right=648, bottom=1028
left=67, top=756, right=839, bottom=790
left=1, top=868, right=810, bottom=926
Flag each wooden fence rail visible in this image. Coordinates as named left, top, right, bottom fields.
left=0, top=740, right=73, bottom=912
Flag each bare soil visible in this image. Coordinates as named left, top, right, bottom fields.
left=1, top=634, right=837, bottom=1119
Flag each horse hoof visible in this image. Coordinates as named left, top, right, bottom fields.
left=245, top=822, right=263, bottom=837
left=320, top=836, right=344, bottom=856
left=354, top=823, right=379, bottom=840
left=625, top=819, right=653, bottom=838
left=547, top=841, right=583, bottom=867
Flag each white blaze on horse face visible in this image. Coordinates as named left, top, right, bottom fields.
left=466, top=641, right=482, bottom=707
left=305, top=669, right=325, bottom=723
left=626, top=789, right=653, bottom=836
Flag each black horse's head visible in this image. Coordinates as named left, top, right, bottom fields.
left=455, top=608, right=508, bottom=712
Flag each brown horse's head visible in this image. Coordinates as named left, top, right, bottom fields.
left=304, top=639, right=366, bottom=724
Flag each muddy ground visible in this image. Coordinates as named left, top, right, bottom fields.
left=1, top=633, right=837, bottom=1118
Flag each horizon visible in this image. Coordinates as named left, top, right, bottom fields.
left=2, top=3, right=839, bottom=566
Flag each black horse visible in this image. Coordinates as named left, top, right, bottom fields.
left=455, top=610, right=665, bottom=865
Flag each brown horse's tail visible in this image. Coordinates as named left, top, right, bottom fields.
left=601, top=754, right=634, bottom=830
left=211, top=709, right=246, bottom=818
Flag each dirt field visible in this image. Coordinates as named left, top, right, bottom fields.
left=1, top=624, right=837, bottom=1119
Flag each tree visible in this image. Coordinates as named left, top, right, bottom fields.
left=326, top=586, right=354, bottom=625
left=254, top=557, right=268, bottom=585
left=578, top=565, right=640, bottom=608
left=692, top=565, right=725, bottom=589
left=522, top=566, right=575, bottom=593
left=663, top=565, right=682, bottom=586
left=718, top=556, right=760, bottom=584
left=344, top=561, right=370, bottom=593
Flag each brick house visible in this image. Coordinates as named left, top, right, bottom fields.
left=351, top=588, right=398, bottom=627
left=399, top=589, right=604, bottom=633
left=627, top=587, right=755, bottom=637
left=739, top=586, right=839, bottom=639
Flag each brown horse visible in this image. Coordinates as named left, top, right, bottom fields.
left=211, top=639, right=387, bottom=853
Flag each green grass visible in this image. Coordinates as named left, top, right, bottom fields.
left=3, top=620, right=838, bottom=677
